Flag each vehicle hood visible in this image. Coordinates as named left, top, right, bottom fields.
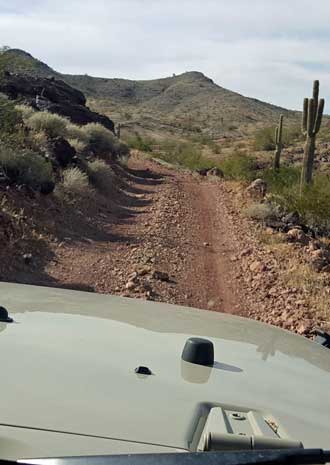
left=0, top=282, right=329, bottom=453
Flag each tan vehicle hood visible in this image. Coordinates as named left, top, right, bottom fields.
left=0, top=282, right=329, bottom=454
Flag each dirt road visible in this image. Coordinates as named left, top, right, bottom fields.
left=2, top=154, right=327, bottom=335
left=44, top=156, right=246, bottom=314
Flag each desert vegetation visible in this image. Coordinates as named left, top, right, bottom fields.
left=1, top=48, right=330, bottom=338
left=0, top=95, right=128, bottom=202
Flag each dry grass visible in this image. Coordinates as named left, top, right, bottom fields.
left=26, top=111, right=68, bottom=138
left=67, top=138, right=86, bottom=154
left=244, top=202, right=278, bottom=221
left=15, top=103, right=35, bottom=121
left=56, top=167, right=94, bottom=202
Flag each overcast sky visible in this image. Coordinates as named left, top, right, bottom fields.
left=0, top=0, right=329, bottom=110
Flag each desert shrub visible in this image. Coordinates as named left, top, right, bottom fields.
left=219, top=152, right=257, bottom=181
left=190, top=134, right=221, bottom=154
left=254, top=127, right=275, bottom=151
left=87, top=159, right=115, bottom=195
left=66, top=122, right=88, bottom=142
left=26, top=111, right=68, bottom=138
left=262, top=166, right=300, bottom=194
left=30, top=131, right=49, bottom=152
left=284, top=125, right=303, bottom=144
left=0, top=145, right=53, bottom=191
left=81, top=123, right=117, bottom=156
left=0, top=94, right=22, bottom=136
left=125, top=133, right=154, bottom=152
left=67, top=138, right=86, bottom=154
left=115, top=141, right=130, bottom=158
left=157, top=140, right=215, bottom=171
left=58, top=167, right=93, bottom=199
left=245, top=202, right=279, bottom=221
left=15, top=104, right=35, bottom=121
left=254, top=125, right=303, bottom=151
left=270, top=174, right=330, bottom=231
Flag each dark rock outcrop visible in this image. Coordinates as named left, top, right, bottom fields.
left=0, top=73, right=114, bottom=132
left=46, top=137, right=76, bottom=168
left=40, top=181, right=55, bottom=195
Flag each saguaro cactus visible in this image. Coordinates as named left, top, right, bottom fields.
left=301, top=80, right=325, bottom=186
left=274, top=114, right=284, bottom=170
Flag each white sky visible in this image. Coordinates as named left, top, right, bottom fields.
left=0, top=0, right=330, bottom=110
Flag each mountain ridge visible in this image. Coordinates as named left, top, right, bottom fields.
left=0, top=49, right=299, bottom=136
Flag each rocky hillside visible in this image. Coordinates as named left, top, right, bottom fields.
left=0, top=49, right=299, bottom=137
left=0, top=72, right=114, bottom=131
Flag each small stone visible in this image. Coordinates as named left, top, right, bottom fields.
left=240, top=248, right=252, bottom=257
left=203, top=242, right=210, bottom=247
left=137, top=266, right=151, bottom=276
left=287, top=228, right=309, bottom=245
left=152, top=270, right=170, bottom=282
left=249, top=261, right=267, bottom=273
left=128, top=271, right=139, bottom=281
left=246, top=179, right=267, bottom=198
left=125, top=281, right=137, bottom=290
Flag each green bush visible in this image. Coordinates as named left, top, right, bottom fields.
left=0, top=94, right=22, bottom=136
left=254, top=125, right=303, bottom=151
left=0, top=145, right=53, bottom=191
left=270, top=174, right=330, bottom=230
left=87, top=159, right=115, bottom=195
left=26, top=111, right=68, bottom=138
left=254, top=127, right=275, bottom=151
left=156, top=140, right=215, bottom=171
left=219, top=152, right=257, bottom=181
left=125, top=133, right=154, bottom=152
left=81, top=123, right=117, bottom=156
left=66, top=122, right=88, bottom=142
left=262, top=166, right=300, bottom=194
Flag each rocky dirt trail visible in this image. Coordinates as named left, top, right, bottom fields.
left=3, top=154, right=328, bottom=336
left=44, top=156, right=244, bottom=314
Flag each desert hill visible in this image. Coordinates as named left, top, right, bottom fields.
left=0, top=49, right=299, bottom=137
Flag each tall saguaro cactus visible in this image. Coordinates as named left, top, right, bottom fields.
left=301, top=80, right=325, bottom=186
left=274, top=114, right=284, bottom=170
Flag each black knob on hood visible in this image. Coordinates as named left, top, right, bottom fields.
left=182, top=337, right=214, bottom=366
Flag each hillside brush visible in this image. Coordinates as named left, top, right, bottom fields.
left=301, top=80, right=325, bottom=187
left=274, top=114, right=284, bottom=170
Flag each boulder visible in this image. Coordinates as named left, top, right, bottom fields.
left=282, top=211, right=300, bottom=226
left=0, top=73, right=85, bottom=105
left=152, top=270, right=170, bottom=282
left=287, top=228, right=310, bottom=245
left=309, top=248, right=330, bottom=272
left=246, top=179, right=267, bottom=198
left=0, top=73, right=115, bottom=132
left=47, top=137, right=76, bottom=168
left=40, top=181, right=55, bottom=195
left=206, top=167, right=224, bottom=177
left=47, top=103, right=114, bottom=131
